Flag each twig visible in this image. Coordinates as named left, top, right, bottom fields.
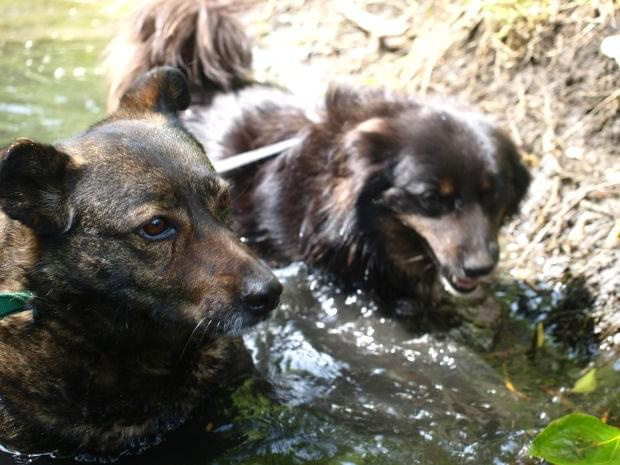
left=562, top=89, right=620, bottom=140
left=517, top=181, right=620, bottom=264
left=533, top=176, right=561, bottom=231
left=590, top=88, right=620, bottom=116
left=503, top=362, right=529, bottom=400
left=580, top=199, right=615, bottom=218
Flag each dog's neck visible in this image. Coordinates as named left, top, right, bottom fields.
left=0, top=296, right=239, bottom=456
left=33, top=295, right=216, bottom=362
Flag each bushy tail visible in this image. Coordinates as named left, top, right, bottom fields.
left=104, top=0, right=253, bottom=111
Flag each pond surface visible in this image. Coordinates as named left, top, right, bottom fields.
left=0, top=1, right=617, bottom=465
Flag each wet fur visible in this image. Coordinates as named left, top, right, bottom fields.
left=106, top=0, right=531, bottom=300
left=0, top=67, right=280, bottom=457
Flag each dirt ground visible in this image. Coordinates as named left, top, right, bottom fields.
left=239, top=0, right=619, bottom=352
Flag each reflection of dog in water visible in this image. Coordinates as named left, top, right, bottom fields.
left=0, top=67, right=281, bottom=458
left=107, top=0, right=530, bottom=302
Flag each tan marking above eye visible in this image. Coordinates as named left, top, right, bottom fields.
left=438, top=178, right=454, bottom=196
left=481, top=176, right=493, bottom=192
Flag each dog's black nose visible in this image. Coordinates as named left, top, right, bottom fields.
left=241, top=277, right=283, bottom=315
left=463, top=243, right=499, bottom=278
left=463, top=263, right=495, bottom=278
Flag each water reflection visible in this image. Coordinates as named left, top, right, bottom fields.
left=236, top=264, right=566, bottom=464
left=0, top=0, right=120, bottom=145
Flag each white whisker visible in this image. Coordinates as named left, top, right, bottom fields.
left=422, top=262, right=435, bottom=272
left=178, top=317, right=207, bottom=363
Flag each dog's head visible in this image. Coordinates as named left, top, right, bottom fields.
left=339, top=97, right=530, bottom=298
left=0, top=67, right=281, bottom=335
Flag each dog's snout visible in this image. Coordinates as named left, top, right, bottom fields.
left=463, top=246, right=498, bottom=278
left=241, top=275, right=282, bottom=316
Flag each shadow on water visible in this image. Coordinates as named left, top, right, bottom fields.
left=0, top=1, right=617, bottom=464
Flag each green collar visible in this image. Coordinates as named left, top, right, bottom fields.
left=0, top=291, right=33, bottom=318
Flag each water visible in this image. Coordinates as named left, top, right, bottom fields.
left=0, top=1, right=618, bottom=464
left=0, top=0, right=123, bottom=143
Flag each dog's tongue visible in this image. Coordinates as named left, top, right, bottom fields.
left=452, top=276, right=478, bottom=292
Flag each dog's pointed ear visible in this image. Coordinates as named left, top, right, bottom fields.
left=0, top=138, right=79, bottom=234
left=118, top=66, right=190, bottom=114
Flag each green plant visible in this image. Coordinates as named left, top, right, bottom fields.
left=530, top=413, right=620, bottom=465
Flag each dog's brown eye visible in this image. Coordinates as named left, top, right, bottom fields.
left=421, top=191, right=442, bottom=208
left=137, top=217, right=176, bottom=241
left=422, top=192, right=439, bottom=204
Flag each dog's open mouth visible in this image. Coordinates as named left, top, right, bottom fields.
left=402, top=233, right=485, bottom=297
left=440, top=271, right=479, bottom=296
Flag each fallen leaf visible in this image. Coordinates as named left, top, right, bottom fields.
left=530, top=413, right=620, bottom=465
left=601, top=35, right=620, bottom=66
left=571, top=368, right=597, bottom=395
left=536, top=322, right=545, bottom=348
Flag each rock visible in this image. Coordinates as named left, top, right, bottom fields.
left=600, top=35, right=620, bottom=66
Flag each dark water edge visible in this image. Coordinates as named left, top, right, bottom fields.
left=0, top=1, right=618, bottom=464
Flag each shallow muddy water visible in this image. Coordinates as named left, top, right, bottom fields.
left=0, top=1, right=617, bottom=464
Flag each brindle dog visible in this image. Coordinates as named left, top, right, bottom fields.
left=0, top=67, right=282, bottom=458
left=106, top=0, right=530, bottom=302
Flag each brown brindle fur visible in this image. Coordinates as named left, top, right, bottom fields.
left=0, top=67, right=281, bottom=458
left=106, top=0, right=531, bottom=301
left=0, top=216, right=35, bottom=291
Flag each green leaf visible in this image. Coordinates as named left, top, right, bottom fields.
left=530, top=413, right=620, bottom=465
left=571, top=368, right=597, bottom=394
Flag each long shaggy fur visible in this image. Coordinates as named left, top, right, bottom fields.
left=105, top=0, right=253, bottom=110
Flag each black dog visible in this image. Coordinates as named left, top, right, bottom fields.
left=0, top=67, right=281, bottom=458
left=106, top=0, right=530, bottom=301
